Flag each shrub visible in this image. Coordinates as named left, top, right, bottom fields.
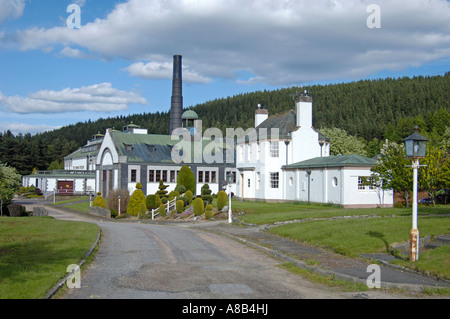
left=177, top=196, right=188, bottom=207
left=136, top=182, right=143, bottom=190
left=93, top=195, right=106, bottom=208
left=161, top=197, right=168, bottom=204
left=107, top=189, right=130, bottom=216
left=193, top=197, right=204, bottom=216
left=156, top=180, right=169, bottom=199
left=146, top=194, right=158, bottom=210
left=174, top=184, right=186, bottom=194
left=168, top=191, right=180, bottom=201
left=177, top=166, right=196, bottom=195
left=201, top=184, right=213, bottom=205
left=217, top=190, right=227, bottom=210
left=127, top=188, right=146, bottom=216
left=158, top=203, right=167, bottom=217
left=139, top=202, right=147, bottom=216
left=176, top=200, right=185, bottom=214
left=185, top=190, right=194, bottom=205
left=205, top=204, right=214, bottom=220
left=110, top=209, right=118, bottom=219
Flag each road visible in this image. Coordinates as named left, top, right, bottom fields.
left=20, top=200, right=403, bottom=300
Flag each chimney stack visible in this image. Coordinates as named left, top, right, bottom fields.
left=170, top=55, right=183, bottom=134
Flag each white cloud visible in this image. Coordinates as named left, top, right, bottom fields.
left=0, top=0, right=25, bottom=23
left=0, top=83, right=148, bottom=114
left=58, top=47, right=94, bottom=59
left=125, top=61, right=212, bottom=84
left=2, top=0, right=450, bottom=85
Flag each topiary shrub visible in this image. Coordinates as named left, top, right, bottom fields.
left=174, top=184, right=186, bottom=194
left=185, top=190, right=194, bottom=205
left=168, top=190, right=180, bottom=201
left=201, top=184, right=213, bottom=205
left=127, top=188, right=146, bottom=216
left=176, top=166, right=196, bottom=195
left=176, top=200, right=185, bottom=214
left=217, top=190, right=227, bottom=210
left=158, top=203, right=167, bottom=217
left=156, top=180, right=169, bottom=199
left=93, top=195, right=106, bottom=208
left=205, top=204, right=214, bottom=220
left=193, top=197, right=204, bottom=216
left=146, top=194, right=158, bottom=210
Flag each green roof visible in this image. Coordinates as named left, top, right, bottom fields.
left=283, top=155, right=376, bottom=169
left=110, top=131, right=235, bottom=164
left=182, top=110, right=199, bottom=120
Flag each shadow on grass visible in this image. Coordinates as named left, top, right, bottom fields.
left=366, top=231, right=391, bottom=254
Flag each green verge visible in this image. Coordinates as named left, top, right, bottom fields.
left=0, top=217, right=99, bottom=299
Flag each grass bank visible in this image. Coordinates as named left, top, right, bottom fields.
left=0, top=217, right=99, bottom=299
left=232, top=200, right=449, bottom=281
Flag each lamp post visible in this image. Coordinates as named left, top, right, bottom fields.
left=226, top=172, right=234, bottom=224
left=403, top=126, right=428, bottom=262
left=118, top=194, right=121, bottom=217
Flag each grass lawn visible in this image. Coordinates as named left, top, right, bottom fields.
left=232, top=200, right=450, bottom=280
left=0, top=217, right=99, bottom=299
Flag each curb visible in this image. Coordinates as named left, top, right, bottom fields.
left=45, top=230, right=102, bottom=299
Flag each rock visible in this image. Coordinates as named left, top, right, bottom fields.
left=33, top=206, right=48, bottom=217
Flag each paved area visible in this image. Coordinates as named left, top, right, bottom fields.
left=194, top=222, right=450, bottom=293
left=15, top=199, right=450, bottom=299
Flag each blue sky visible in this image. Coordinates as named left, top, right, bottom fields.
left=0, top=0, right=449, bottom=135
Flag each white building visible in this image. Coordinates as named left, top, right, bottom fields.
left=236, top=92, right=393, bottom=208
left=95, top=118, right=237, bottom=198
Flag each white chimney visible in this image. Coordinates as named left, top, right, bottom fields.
left=296, top=91, right=312, bottom=128
left=255, top=104, right=269, bottom=128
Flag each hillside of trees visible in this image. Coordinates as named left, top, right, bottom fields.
left=1, top=73, right=449, bottom=176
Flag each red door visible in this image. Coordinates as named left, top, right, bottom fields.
left=58, top=181, right=74, bottom=195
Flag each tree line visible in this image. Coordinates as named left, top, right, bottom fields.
left=0, top=73, right=449, bottom=176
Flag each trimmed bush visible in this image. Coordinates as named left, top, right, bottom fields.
left=205, top=204, right=214, bottom=220
left=146, top=194, right=158, bottom=210
left=127, top=188, right=146, bottom=216
left=157, top=180, right=169, bottom=199
left=168, top=190, right=180, bottom=201
left=93, top=195, right=106, bottom=208
left=201, top=184, right=213, bottom=205
left=177, top=166, right=196, bottom=195
left=176, top=200, right=185, bottom=214
left=217, top=190, right=227, bottom=210
left=174, top=184, right=186, bottom=194
left=185, top=190, right=194, bottom=205
left=158, top=203, right=167, bottom=217
left=193, top=197, right=204, bottom=216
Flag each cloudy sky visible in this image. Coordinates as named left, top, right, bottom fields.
left=0, top=0, right=449, bottom=135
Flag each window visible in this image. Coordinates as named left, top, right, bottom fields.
left=226, top=171, right=237, bottom=184
left=205, top=171, right=210, bottom=183
left=358, top=177, right=376, bottom=191
left=170, top=170, right=176, bottom=183
left=155, top=170, right=161, bottom=182
left=198, top=171, right=203, bottom=183
left=131, top=169, right=137, bottom=182
left=270, top=172, right=279, bottom=189
left=270, top=142, right=279, bottom=158
left=162, top=170, right=168, bottom=182
left=149, top=170, right=155, bottom=183
left=248, top=179, right=251, bottom=188
left=211, top=171, right=217, bottom=183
